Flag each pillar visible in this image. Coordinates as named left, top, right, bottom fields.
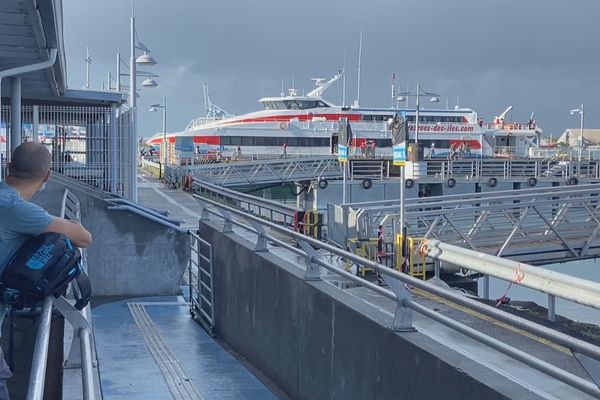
left=10, top=77, right=21, bottom=155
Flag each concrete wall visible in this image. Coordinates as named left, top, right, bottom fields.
left=199, top=221, right=519, bottom=400
left=35, top=177, right=189, bottom=297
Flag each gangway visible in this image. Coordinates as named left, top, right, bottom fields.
left=169, top=156, right=343, bottom=187
left=341, top=183, right=600, bottom=265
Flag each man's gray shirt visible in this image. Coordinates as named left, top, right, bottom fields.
left=0, top=182, right=53, bottom=273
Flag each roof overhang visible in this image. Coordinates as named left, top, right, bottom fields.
left=0, top=0, right=67, bottom=99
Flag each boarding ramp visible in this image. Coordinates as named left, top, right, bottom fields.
left=342, top=183, right=600, bottom=266
left=167, top=156, right=343, bottom=187
left=192, top=192, right=600, bottom=400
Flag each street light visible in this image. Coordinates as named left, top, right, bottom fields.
left=128, top=13, right=158, bottom=202
left=396, top=80, right=440, bottom=144
left=570, top=104, right=584, bottom=161
left=149, top=96, right=167, bottom=179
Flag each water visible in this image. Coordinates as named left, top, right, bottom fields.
left=478, top=259, right=600, bottom=325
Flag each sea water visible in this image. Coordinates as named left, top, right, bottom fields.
left=479, top=259, right=600, bottom=325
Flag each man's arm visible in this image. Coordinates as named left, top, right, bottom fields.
left=44, top=217, right=93, bottom=248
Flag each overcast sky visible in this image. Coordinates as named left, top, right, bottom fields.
left=63, top=0, right=599, bottom=139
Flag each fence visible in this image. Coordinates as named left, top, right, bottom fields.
left=1, top=105, right=134, bottom=199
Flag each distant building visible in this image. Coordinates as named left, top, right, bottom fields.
left=557, top=128, right=600, bottom=147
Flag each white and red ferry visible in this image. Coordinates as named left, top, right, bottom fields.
left=147, top=73, right=542, bottom=159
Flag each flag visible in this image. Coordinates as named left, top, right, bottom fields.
left=339, top=117, right=353, bottom=146
left=390, top=113, right=408, bottom=146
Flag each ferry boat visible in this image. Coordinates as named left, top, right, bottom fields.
left=147, top=72, right=542, bottom=159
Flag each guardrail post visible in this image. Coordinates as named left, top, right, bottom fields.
left=215, top=206, right=233, bottom=233
left=548, top=294, right=556, bottom=322
left=248, top=220, right=269, bottom=252
left=483, top=275, right=490, bottom=300
left=297, top=240, right=321, bottom=281
left=434, top=259, right=441, bottom=279
left=385, top=275, right=415, bottom=332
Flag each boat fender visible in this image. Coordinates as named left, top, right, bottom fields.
left=279, top=121, right=289, bottom=129
left=488, top=177, right=498, bottom=187
left=362, top=178, right=373, bottom=190
left=318, top=179, right=328, bottom=189
left=405, top=179, right=414, bottom=189
left=569, top=177, right=579, bottom=186
left=447, top=178, right=456, bottom=188
left=528, top=177, right=537, bottom=187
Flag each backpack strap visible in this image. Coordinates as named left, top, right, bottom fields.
left=72, top=271, right=92, bottom=311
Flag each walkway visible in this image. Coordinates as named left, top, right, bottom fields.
left=93, top=296, right=279, bottom=400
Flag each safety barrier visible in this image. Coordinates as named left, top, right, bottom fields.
left=27, top=189, right=97, bottom=399
left=193, top=192, right=600, bottom=398
left=140, top=158, right=163, bottom=179
left=395, top=235, right=427, bottom=280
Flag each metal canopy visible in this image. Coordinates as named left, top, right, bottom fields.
left=0, top=0, right=67, bottom=99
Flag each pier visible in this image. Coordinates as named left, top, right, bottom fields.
left=1, top=1, right=600, bottom=400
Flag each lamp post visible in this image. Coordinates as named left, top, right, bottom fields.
left=570, top=104, right=584, bottom=161
left=149, top=96, right=167, bottom=179
left=128, top=13, right=157, bottom=202
left=396, top=80, right=440, bottom=144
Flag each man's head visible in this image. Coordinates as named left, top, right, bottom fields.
left=8, top=142, right=51, bottom=196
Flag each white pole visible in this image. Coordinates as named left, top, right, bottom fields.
left=342, top=161, right=347, bottom=204
left=85, top=47, right=90, bottom=90
left=163, top=96, right=167, bottom=169
left=579, top=103, right=584, bottom=162
left=400, top=163, right=405, bottom=256
left=415, top=80, right=420, bottom=144
left=116, top=52, right=121, bottom=92
left=356, top=29, right=363, bottom=106
left=32, top=105, right=39, bottom=143
left=130, top=16, right=138, bottom=202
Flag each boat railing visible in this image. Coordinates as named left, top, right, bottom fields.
left=193, top=191, right=600, bottom=398
left=27, top=189, right=97, bottom=400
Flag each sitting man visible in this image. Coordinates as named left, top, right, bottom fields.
left=0, top=142, right=92, bottom=399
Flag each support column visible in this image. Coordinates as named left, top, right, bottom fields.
left=110, top=104, right=118, bottom=193
left=32, top=105, right=39, bottom=143
left=10, top=77, right=21, bottom=155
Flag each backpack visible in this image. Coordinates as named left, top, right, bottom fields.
left=1, top=232, right=91, bottom=310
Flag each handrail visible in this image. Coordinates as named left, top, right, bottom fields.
left=193, top=192, right=600, bottom=397
left=106, top=205, right=187, bottom=232
left=25, top=298, right=53, bottom=399
left=105, top=198, right=183, bottom=226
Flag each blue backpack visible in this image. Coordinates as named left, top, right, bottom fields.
left=2, top=232, right=91, bottom=310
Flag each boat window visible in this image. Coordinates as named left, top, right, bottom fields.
left=363, top=115, right=374, bottom=121
left=316, top=101, right=329, bottom=108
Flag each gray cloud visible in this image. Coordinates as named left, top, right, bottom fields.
left=63, top=0, right=600, bottom=138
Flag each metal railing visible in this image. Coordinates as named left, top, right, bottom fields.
left=27, top=189, right=97, bottom=400
left=192, top=192, right=600, bottom=398
left=188, top=231, right=214, bottom=334
left=191, top=179, right=299, bottom=227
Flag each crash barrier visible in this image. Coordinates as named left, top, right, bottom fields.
left=192, top=191, right=600, bottom=398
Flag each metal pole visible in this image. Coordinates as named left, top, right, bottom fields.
left=130, top=16, right=138, bottom=202
left=163, top=96, right=167, bottom=170
left=342, top=161, right=347, bottom=204
left=400, top=164, right=405, bottom=256
left=32, top=105, right=39, bottom=143
left=116, top=52, right=121, bottom=92
left=10, top=77, right=21, bottom=153
left=26, top=297, right=53, bottom=399
left=414, top=80, right=420, bottom=144
left=548, top=294, right=556, bottom=322
left=579, top=103, right=584, bottom=162
left=110, top=103, right=117, bottom=193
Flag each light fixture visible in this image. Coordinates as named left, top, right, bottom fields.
left=396, top=96, right=406, bottom=102
left=570, top=109, right=582, bottom=115
left=142, top=78, right=158, bottom=87
left=430, top=96, right=440, bottom=103
left=149, top=107, right=157, bottom=112
left=136, top=52, right=157, bottom=66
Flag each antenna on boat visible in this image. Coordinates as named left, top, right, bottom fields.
left=391, top=72, right=395, bottom=109
left=355, top=29, right=363, bottom=107
left=445, top=98, right=449, bottom=109
left=281, top=79, right=284, bottom=97
left=342, top=51, right=346, bottom=107
left=455, top=97, right=460, bottom=109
